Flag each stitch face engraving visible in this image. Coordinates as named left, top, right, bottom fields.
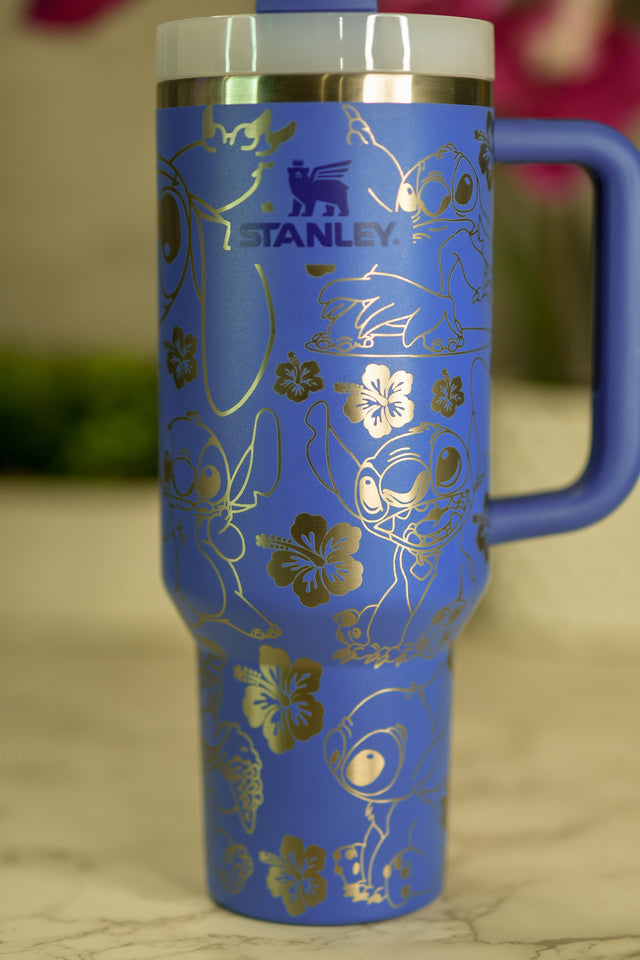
left=324, top=666, right=448, bottom=908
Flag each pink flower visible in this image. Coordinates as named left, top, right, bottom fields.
left=379, top=0, right=640, bottom=195
left=27, top=0, right=132, bottom=27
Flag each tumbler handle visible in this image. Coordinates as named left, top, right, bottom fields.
left=489, top=120, right=640, bottom=545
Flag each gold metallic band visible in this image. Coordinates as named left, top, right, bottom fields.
left=157, top=74, right=493, bottom=108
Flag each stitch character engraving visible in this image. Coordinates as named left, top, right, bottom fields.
left=324, top=665, right=448, bottom=908
left=343, top=106, right=491, bottom=303
left=307, top=266, right=466, bottom=358
left=162, top=409, right=281, bottom=640
left=158, top=105, right=295, bottom=415
left=305, top=400, right=477, bottom=666
left=288, top=160, right=351, bottom=217
left=303, top=106, right=493, bottom=359
left=198, top=642, right=262, bottom=885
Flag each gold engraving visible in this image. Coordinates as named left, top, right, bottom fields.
left=198, top=646, right=265, bottom=860
left=256, top=512, right=363, bottom=608
left=170, top=108, right=295, bottom=249
left=334, top=363, right=414, bottom=438
left=305, top=400, right=479, bottom=666
left=164, top=325, right=198, bottom=389
left=163, top=409, right=282, bottom=639
left=324, top=667, right=448, bottom=908
left=306, top=264, right=336, bottom=278
left=302, top=106, right=493, bottom=362
left=431, top=369, right=465, bottom=418
left=219, top=841, right=254, bottom=894
left=199, top=639, right=227, bottom=722
left=345, top=749, right=386, bottom=788
left=306, top=265, right=474, bottom=359
left=233, top=645, right=324, bottom=755
left=159, top=104, right=295, bottom=416
left=157, top=75, right=493, bottom=108
left=201, top=263, right=277, bottom=418
left=201, top=106, right=296, bottom=159
left=343, top=107, right=492, bottom=306
left=273, top=352, right=324, bottom=404
left=204, top=721, right=264, bottom=834
left=259, top=835, right=327, bottom=918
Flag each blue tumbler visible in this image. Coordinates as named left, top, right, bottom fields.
left=156, top=2, right=640, bottom=924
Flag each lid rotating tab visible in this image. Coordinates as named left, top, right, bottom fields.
left=256, top=1, right=378, bottom=11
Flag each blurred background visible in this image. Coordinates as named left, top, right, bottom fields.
left=1, top=0, right=640, bottom=478
left=2, top=0, right=640, bottom=644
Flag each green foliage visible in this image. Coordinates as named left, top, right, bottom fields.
left=0, top=354, right=157, bottom=477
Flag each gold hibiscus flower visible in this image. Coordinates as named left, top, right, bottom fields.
left=335, top=363, right=414, bottom=438
left=164, top=325, right=198, bottom=389
left=430, top=368, right=465, bottom=418
left=233, top=644, right=324, bottom=754
left=256, top=512, right=363, bottom=608
left=273, top=351, right=324, bottom=403
left=259, top=835, right=327, bottom=918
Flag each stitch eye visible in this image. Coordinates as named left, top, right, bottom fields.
left=359, top=475, right=383, bottom=515
left=452, top=157, right=478, bottom=213
left=197, top=465, right=221, bottom=500
left=342, top=729, right=405, bottom=796
left=346, top=749, right=385, bottom=787
left=435, top=447, right=462, bottom=488
left=160, top=192, right=182, bottom=264
left=172, top=456, right=195, bottom=497
left=432, top=432, right=468, bottom=494
left=158, top=185, right=190, bottom=301
left=396, top=181, right=419, bottom=213
left=420, top=178, right=451, bottom=217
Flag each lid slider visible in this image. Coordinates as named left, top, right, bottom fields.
left=256, top=1, right=378, bottom=12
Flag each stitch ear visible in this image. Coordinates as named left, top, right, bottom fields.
left=305, top=401, right=361, bottom=518
left=263, top=119, right=296, bottom=157
left=230, top=409, right=281, bottom=511
left=202, top=106, right=220, bottom=147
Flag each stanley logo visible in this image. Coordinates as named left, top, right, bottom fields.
left=239, top=221, right=398, bottom=249
left=240, top=159, right=398, bottom=248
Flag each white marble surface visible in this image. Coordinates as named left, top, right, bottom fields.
left=1, top=443, right=640, bottom=957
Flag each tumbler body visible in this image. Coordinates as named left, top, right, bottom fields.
left=157, top=14, right=494, bottom=925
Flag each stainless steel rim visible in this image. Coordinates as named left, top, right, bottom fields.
left=157, top=74, right=493, bottom=108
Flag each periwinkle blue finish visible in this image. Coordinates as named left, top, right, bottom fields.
left=256, top=0, right=378, bottom=11
left=490, top=119, right=640, bottom=544
left=158, top=100, right=492, bottom=924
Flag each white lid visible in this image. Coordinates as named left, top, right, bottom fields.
left=156, top=14, right=495, bottom=82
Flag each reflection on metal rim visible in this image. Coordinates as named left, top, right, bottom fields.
left=157, top=74, right=493, bottom=108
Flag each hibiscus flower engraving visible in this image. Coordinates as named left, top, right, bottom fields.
left=233, top=644, right=324, bottom=754
left=165, top=325, right=198, bottom=389
left=256, top=513, right=363, bottom=608
left=334, top=363, right=414, bottom=438
left=475, top=111, right=494, bottom=190
left=259, top=835, right=327, bottom=918
left=431, top=369, right=465, bottom=418
left=273, top=352, right=324, bottom=403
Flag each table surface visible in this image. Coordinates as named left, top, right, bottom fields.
left=1, top=474, right=639, bottom=960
